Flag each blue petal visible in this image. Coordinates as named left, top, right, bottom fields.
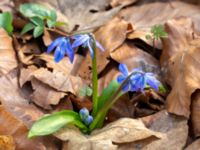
left=122, top=83, right=130, bottom=92
left=47, top=37, right=64, bottom=53
left=117, top=75, right=126, bottom=84
left=137, top=75, right=146, bottom=93
left=145, top=74, right=160, bottom=91
left=119, top=64, right=129, bottom=76
left=84, top=115, right=93, bottom=125
left=54, top=44, right=65, bottom=63
left=72, top=34, right=89, bottom=48
left=87, top=40, right=94, bottom=58
left=96, top=41, right=105, bottom=51
left=130, top=74, right=141, bottom=92
left=64, top=38, right=74, bottom=63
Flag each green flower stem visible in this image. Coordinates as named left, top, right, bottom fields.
left=89, top=91, right=123, bottom=131
left=89, top=71, right=137, bottom=131
left=91, top=35, right=98, bottom=117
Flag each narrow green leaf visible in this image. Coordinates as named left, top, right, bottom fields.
left=21, top=23, right=35, bottom=35
left=30, top=17, right=44, bottom=26
left=97, top=80, right=120, bottom=113
left=0, top=12, right=13, bottom=34
left=33, top=26, right=44, bottom=38
left=54, top=21, right=67, bottom=27
left=28, top=110, right=87, bottom=138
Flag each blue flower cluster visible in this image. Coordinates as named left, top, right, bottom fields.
left=79, top=108, right=93, bottom=126
left=117, top=64, right=161, bottom=92
left=47, top=34, right=104, bottom=63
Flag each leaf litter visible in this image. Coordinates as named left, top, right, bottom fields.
left=0, top=0, right=200, bottom=149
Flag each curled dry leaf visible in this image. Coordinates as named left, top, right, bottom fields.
left=0, top=28, right=17, bottom=75
left=55, top=118, right=165, bottom=150
left=31, top=78, right=66, bottom=109
left=160, top=17, right=200, bottom=118
left=0, top=69, right=44, bottom=128
left=20, top=66, right=85, bottom=109
left=140, top=110, right=188, bottom=150
left=0, top=105, right=57, bottom=150
left=20, top=67, right=84, bottom=95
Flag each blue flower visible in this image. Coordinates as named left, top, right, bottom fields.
left=72, top=34, right=104, bottom=58
left=79, top=108, right=93, bottom=126
left=47, top=37, right=74, bottom=63
left=117, top=63, right=161, bottom=92
left=84, top=116, right=93, bottom=126
left=79, top=107, right=89, bottom=121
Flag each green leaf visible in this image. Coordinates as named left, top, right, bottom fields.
left=159, top=84, right=167, bottom=93
left=0, top=12, right=13, bottom=34
left=151, top=24, right=168, bottom=40
left=19, top=3, right=55, bottom=20
left=30, top=17, right=44, bottom=26
left=97, top=80, right=120, bottom=113
left=79, top=85, right=93, bottom=97
left=54, top=21, right=67, bottom=27
left=33, top=26, right=44, bottom=38
left=21, top=23, right=35, bottom=35
left=47, top=20, right=56, bottom=28
left=28, top=110, right=87, bottom=138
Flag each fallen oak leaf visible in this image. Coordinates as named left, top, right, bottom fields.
left=31, top=78, right=66, bottom=109
left=160, top=17, right=200, bottom=118
left=140, top=110, right=188, bottom=150
left=55, top=118, right=165, bottom=150
left=20, top=67, right=84, bottom=95
left=0, top=28, right=17, bottom=75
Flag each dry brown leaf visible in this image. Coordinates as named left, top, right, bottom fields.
left=160, top=17, right=194, bottom=65
left=160, top=17, right=200, bottom=118
left=119, top=1, right=200, bottom=33
left=0, top=28, right=17, bottom=75
left=55, top=118, right=165, bottom=150
left=110, top=42, right=160, bottom=72
left=0, top=105, right=57, bottom=150
left=118, top=1, right=200, bottom=49
left=0, top=69, right=45, bottom=128
left=31, top=78, right=66, bottom=109
left=190, top=91, right=200, bottom=137
left=140, top=110, right=188, bottom=150
left=0, top=135, right=15, bottom=150
left=38, top=53, right=85, bottom=76
left=185, top=139, right=200, bottom=150
left=20, top=67, right=84, bottom=95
